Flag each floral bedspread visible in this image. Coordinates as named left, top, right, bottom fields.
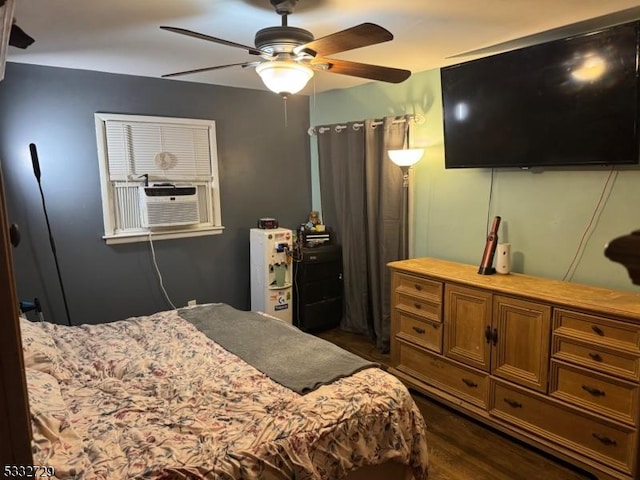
left=21, top=309, right=429, bottom=479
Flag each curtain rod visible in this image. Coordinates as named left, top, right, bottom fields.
left=307, top=114, right=424, bottom=136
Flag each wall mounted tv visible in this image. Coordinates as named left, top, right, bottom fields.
left=441, top=21, right=640, bottom=169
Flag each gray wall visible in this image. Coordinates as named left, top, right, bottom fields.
left=0, top=63, right=312, bottom=325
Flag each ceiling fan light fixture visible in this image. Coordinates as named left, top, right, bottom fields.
left=256, top=61, right=313, bottom=96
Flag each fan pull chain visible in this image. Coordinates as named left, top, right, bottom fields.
left=313, top=76, right=316, bottom=109
left=283, top=95, right=288, bottom=127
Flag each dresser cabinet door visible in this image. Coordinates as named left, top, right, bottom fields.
left=492, top=295, right=551, bottom=393
left=444, top=284, right=492, bottom=372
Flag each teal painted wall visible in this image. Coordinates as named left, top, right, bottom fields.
left=309, top=68, right=640, bottom=292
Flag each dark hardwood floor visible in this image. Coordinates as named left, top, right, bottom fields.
left=315, top=327, right=595, bottom=480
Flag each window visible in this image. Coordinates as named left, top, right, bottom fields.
left=95, top=113, right=223, bottom=244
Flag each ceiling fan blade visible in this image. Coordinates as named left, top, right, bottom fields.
left=162, top=62, right=260, bottom=78
left=295, top=23, right=393, bottom=57
left=312, top=57, right=410, bottom=84
left=447, top=6, right=640, bottom=58
left=160, top=26, right=263, bottom=56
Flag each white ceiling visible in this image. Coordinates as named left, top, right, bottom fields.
left=7, top=0, right=640, bottom=95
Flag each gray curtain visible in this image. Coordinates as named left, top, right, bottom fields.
left=317, top=117, right=407, bottom=351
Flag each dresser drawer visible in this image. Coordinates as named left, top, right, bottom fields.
left=553, top=335, right=640, bottom=382
left=397, top=313, right=442, bottom=353
left=553, top=309, right=640, bottom=354
left=397, top=340, right=488, bottom=408
left=395, top=293, right=442, bottom=323
left=550, top=360, right=639, bottom=426
left=395, top=273, right=443, bottom=302
left=490, top=379, right=636, bottom=476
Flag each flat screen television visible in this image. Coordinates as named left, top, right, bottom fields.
left=441, top=21, right=640, bottom=169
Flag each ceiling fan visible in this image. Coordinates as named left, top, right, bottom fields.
left=160, top=0, right=411, bottom=97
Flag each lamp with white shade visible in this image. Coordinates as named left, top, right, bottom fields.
left=388, top=122, right=423, bottom=259
left=388, top=148, right=424, bottom=170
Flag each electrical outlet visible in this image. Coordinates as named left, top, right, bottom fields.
left=187, top=299, right=197, bottom=307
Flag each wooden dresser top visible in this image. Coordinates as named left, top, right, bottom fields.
left=388, top=257, right=640, bottom=323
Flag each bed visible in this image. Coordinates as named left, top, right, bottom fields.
left=20, top=303, right=429, bottom=480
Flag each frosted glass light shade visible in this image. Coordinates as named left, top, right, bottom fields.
left=388, top=148, right=424, bottom=166
left=256, top=61, right=314, bottom=95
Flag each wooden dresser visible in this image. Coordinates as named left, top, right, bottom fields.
left=388, top=257, right=640, bottom=480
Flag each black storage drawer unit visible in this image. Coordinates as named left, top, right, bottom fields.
left=293, top=244, right=343, bottom=332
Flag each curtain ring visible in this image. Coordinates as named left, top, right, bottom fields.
left=409, top=114, right=425, bottom=125
left=335, top=125, right=346, bottom=133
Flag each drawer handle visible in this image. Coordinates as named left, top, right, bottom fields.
left=588, top=352, right=603, bottom=362
left=591, top=325, right=605, bottom=336
left=592, top=433, right=617, bottom=447
left=414, top=284, right=423, bottom=291
left=582, top=385, right=605, bottom=397
left=503, top=398, right=522, bottom=409
left=484, top=325, right=492, bottom=344
left=462, top=378, right=478, bottom=388
left=491, top=328, right=498, bottom=346
left=412, top=326, right=426, bottom=335
left=414, top=302, right=422, bottom=309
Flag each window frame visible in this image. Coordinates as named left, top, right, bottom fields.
left=94, top=113, right=224, bottom=245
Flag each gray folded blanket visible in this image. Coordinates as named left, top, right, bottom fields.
left=177, top=303, right=379, bottom=394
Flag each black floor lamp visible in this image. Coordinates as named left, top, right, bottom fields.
left=389, top=125, right=423, bottom=260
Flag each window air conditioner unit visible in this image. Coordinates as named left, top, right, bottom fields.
left=139, top=185, right=200, bottom=228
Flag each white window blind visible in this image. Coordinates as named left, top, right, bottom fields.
left=95, top=113, right=223, bottom=244
left=105, top=122, right=212, bottom=181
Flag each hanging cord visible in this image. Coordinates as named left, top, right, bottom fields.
left=282, top=94, right=288, bottom=127
left=562, top=166, right=617, bottom=281
left=29, top=143, right=72, bottom=326
left=485, top=168, right=496, bottom=235
left=312, top=75, right=316, bottom=110
left=148, top=232, right=177, bottom=309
